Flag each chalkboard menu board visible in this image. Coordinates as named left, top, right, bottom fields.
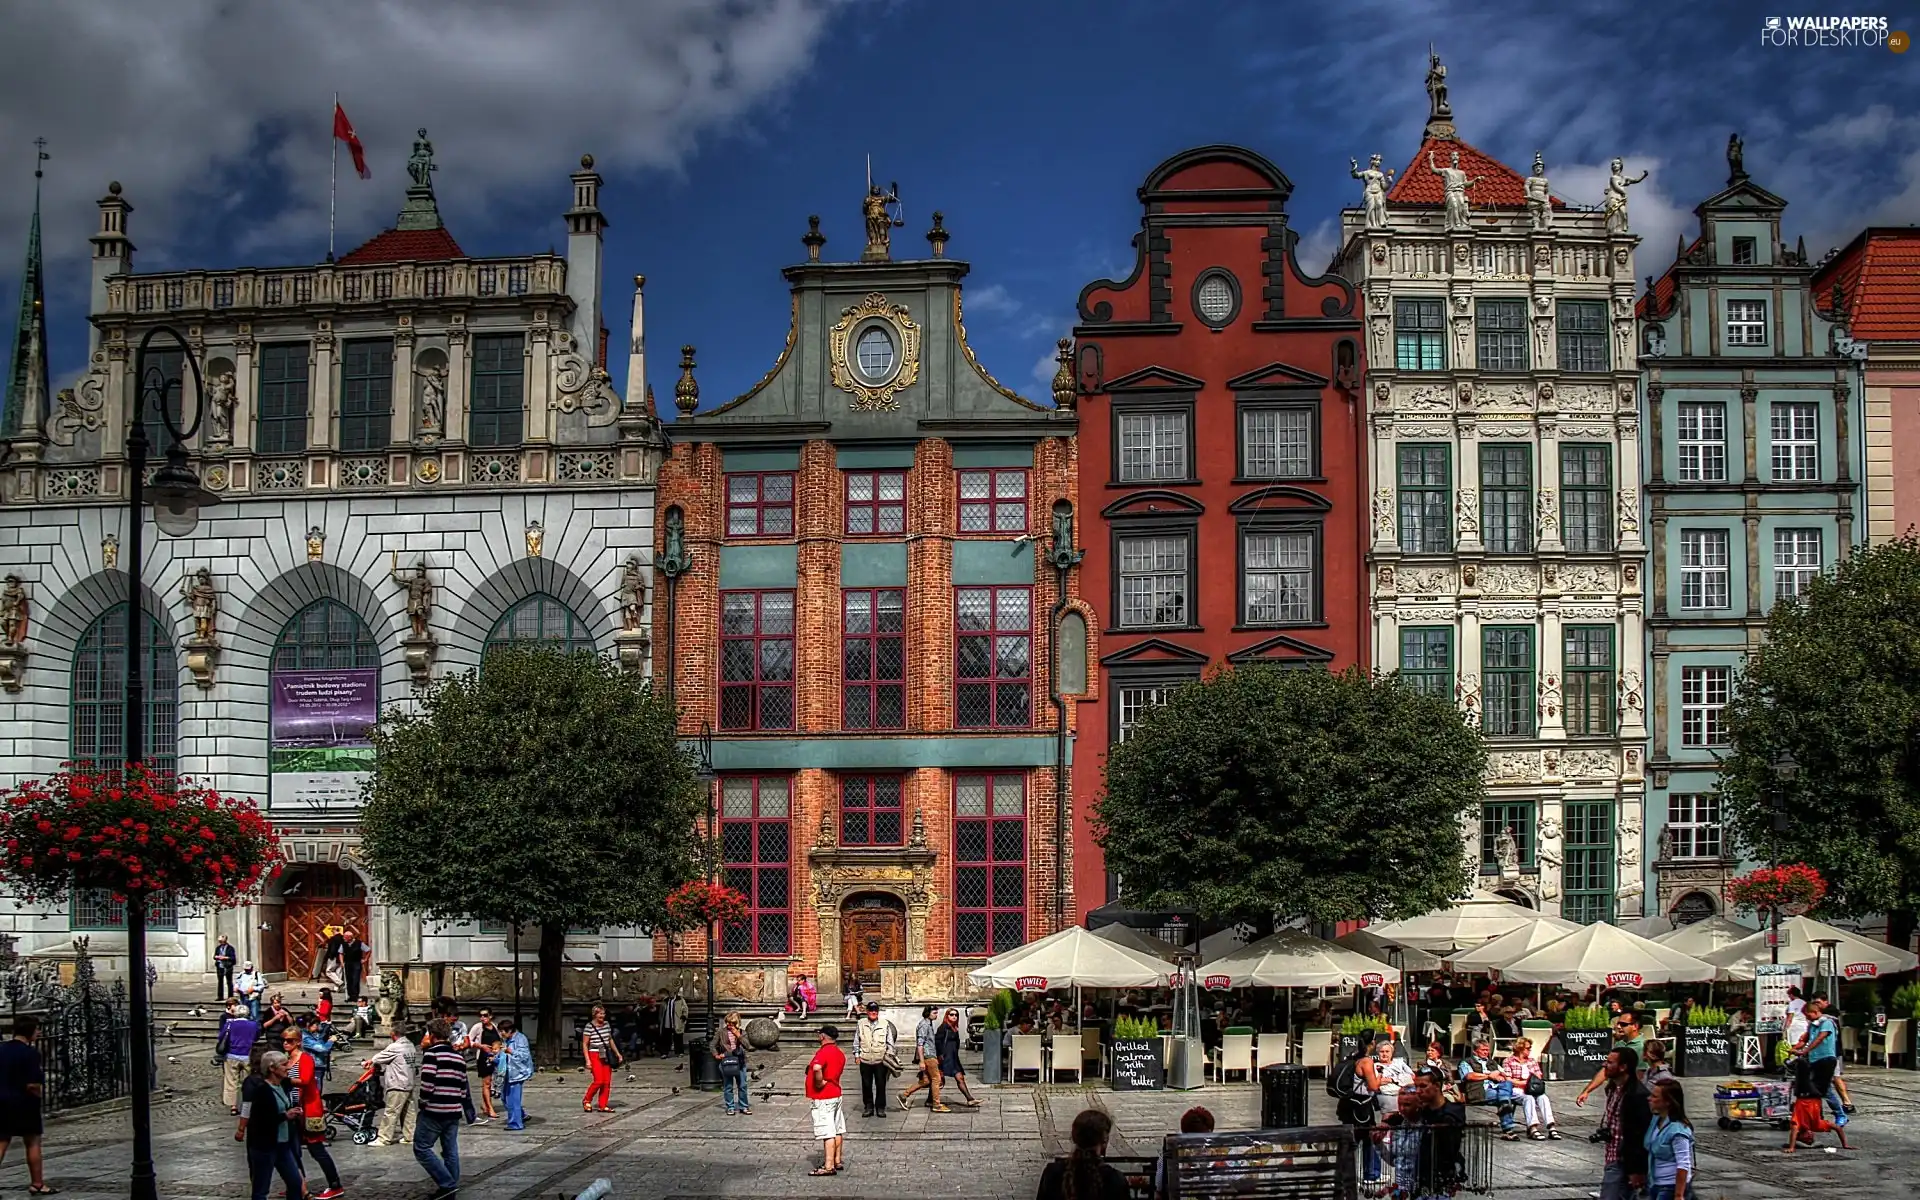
left=1680, top=1028, right=1731, bottom=1077
left=1110, top=1038, right=1166, bottom=1091
left=1562, top=1030, right=1612, bottom=1075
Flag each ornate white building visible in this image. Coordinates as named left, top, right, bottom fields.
left=0, top=136, right=665, bottom=978
left=1335, top=57, right=1648, bottom=922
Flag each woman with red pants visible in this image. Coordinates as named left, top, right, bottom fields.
left=581, top=1004, right=623, bottom=1112
left=278, top=1027, right=344, bottom=1199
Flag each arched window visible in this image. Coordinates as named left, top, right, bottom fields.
left=69, top=604, right=179, bottom=931
left=270, top=600, right=381, bottom=814
left=1670, top=891, right=1717, bottom=926
left=273, top=599, right=380, bottom=671
left=485, top=593, right=593, bottom=654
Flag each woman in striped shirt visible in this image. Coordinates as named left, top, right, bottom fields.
left=581, top=1004, right=622, bottom=1113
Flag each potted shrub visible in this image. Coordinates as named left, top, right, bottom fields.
left=1337, top=1013, right=1388, bottom=1064
left=980, top=989, right=1013, bottom=1084
left=1560, top=1005, right=1613, bottom=1075
left=1109, top=1014, right=1166, bottom=1090
left=1676, top=1005, right=1732, bottom=1077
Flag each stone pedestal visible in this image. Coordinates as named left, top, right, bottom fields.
left=402, top=634, right=436, bottom=688
left=613, top=628, right=650, bottom=675
left=0, top=644, right=26, bottom=693
left=183, top=637, right=218, bottom=689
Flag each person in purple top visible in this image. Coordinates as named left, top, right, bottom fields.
left=217, top=998, right=262, bottom=1115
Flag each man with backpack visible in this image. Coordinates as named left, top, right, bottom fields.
left=1327, top=1036, right=1385, bottom=1181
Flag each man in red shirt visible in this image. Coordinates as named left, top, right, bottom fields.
left=806, top=1026, right=847, bottom=1175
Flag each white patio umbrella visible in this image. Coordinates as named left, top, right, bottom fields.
left=1203, top=928, right=1404, bottom=990
left=1199, top=923, right=1259, bottom=964
left=1704, top=915, right=1919, bottom=983
left=1501, top=920, right=1717, bottom=987
left=1091, top=921, right=1183, bottom=961
left=1362, top=893, right=1546, bottom=955
left=1333, top=929, right=1444, bottom=973
left=1446, top=915, right=1583, bottom=972
left=1652, top=915, right=1755, bottom=959
left=966, top=925, right=1174, bottom=990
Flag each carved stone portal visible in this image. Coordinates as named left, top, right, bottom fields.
left=807, top=847, right=935, bottom=997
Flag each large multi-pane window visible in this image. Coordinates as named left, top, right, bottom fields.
left=1727, top=299, right=1768, bottom=347
left=954, top=774, right=1026, bottom=955
left=842, top=588, right=904, bottom=730
left=1773, top=529, right=1822, bottom=602
left=1564, top=626, right=1614, bottom=736
left=720, top=777, right=790, bottom=956
left=1115, top=684, right=1174, bottom=742
left=844, top=470, right=906, bottom=535
left=1679, top=530, right=1730, bottom=609
left=719, top=590, right=795, bottom=731
left=1240, top=407, right=1313, bottom=478
left=1563, top=801, right=1615, bottom=924
left=468, top=333, right=525, bottom=447
left=338, top=338, right=393, bottom=451
left=1116, top=412, right=1189, bottom=482
left=256, top=342, right=310, bottom=453
left=273, top=599, right=379, bottom=671
left=1242, top=529, right=1315, bottom=624
left=957, top=468, right=1028, bottom=533
left=1394, top=299, right=1445, bottom=371
left=955, top=586, right=1031, bottom=728
left=1479, top=801, right=1535, bottom=872
left=71, top=890, right=178, bottom=932
left=1676, top=402, right=1728, bottom=482
left=1666, top=794, right=1723, bottom=860
left=1479, top=445, right=1532, bottom=554
left=1398, top=627, right=1453, bottom=699
left=484, top=594, right=593, bottom=655
left=1561, top=444, right=1612, bottom=552
left=1556, top=300, right=1609, bottom=372
left=1770, top=402, right=1819, bottom=481
left=134, top=348, right=184, bottom=452
left=1398, top=444, right=1451, bottom=553
left=1482, top=627, right=1535, bottom=737
left=1475, top=299, right=1528, bottom=372
left=1117, top=535, right=1190, bottom=628
left=726, top=473, right=795, bottom=538
left=839, top=776, right=904, bottom=846
left=1680, top=666, right=1730, bottom=747
left=71, top=605, right=177, bottom=779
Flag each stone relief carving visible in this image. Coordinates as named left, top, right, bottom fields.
left=1617, top=382, right=1637, bottom=411
left=1479, top=605, right=1540, bottom=620
left=1395, top=424, right=1452, bottom=439
left=1532, top=316, right=1554, bottom=363
left=1398, top=384, right=1452, bottom=412
left=1455, top=490, right=1479, bottom=538
left=1476, top=421, right=1533, bottom=438
left=1554, top=384, right=1612, bottom=413
left=1455, top=673, right=1481, bottom=721
left=1538, top=672, right=1561, bottom=722
left=1538, top=817, right=1562, bottom=843
left=1537, top=843, right=1564, bottom=869
left=1372, top=489, right=1396, bottom=539
left=1618, top=670, right=1644, bottom=717
left=1480, top=384, right=1532, bottom=413
left=1487, top=752, right=1542, bottom=783
left=1560, top=606, right=1618, bottom=620
left=1617, top=490, right=1640, bottom=538
left=1477, top=564, right=1537, bottom=595
left=1536, top=489, right=1559, bottom=536
left=552, top=339, right=620, bottom=425
left=1375, top=565, right=1395, bottom=592
left=1559, top=564, right=1613, bottom=594
left=52, top=361, right=110, bottom=446
left=1400, top=568, right=1453, bottom=595
left=1561, top=749, right=1619, bottom=780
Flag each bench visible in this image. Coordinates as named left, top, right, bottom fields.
left=1162, top=1126, right=1357, bottom=1199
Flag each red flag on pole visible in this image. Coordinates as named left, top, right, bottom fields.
left=333, top=103, right=369, bottom=179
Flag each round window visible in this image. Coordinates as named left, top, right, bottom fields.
left=1194, top=271, right=1238, bottom=326
left=855, top=326, right=896, bottom=381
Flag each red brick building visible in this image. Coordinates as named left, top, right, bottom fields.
left=1068, top=146, right=1368, bottom=918
left=652, top=197, right=1085, bottom=1000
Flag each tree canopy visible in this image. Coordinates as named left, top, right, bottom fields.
left=1097, top=665, right=1485, bottom=925
left=358, top=647, right=706, bottom=1059
left=1719, top=535, right=1920, bottom=948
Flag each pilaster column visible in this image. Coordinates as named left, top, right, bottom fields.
left=231, top=333, right=256, bottom=454
left=444, top=326, right=468, bottom=444
left=526, top=322, right=553, bottom=443
left=309, top=328, right=336, bottom=451
left=1456, top=412, right=1483, bottom=555
left=1539, top=598, right=1565, bottom=741
left=391, top=326, right=415, bottom=445
left=1536, top=412, right=1562, bottom=552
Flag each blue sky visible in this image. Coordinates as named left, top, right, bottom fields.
left=4, top=0, right=1918, bottom=411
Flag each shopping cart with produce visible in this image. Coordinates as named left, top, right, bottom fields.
left=1712, top=1079, right=1791, bottom=1131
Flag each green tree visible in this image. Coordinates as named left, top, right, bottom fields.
left=1097, top=665, right=1485, bottom=924
left=1719, top=535, right=1920, bottom=950
left=358, top=647, right=706, bottom=1062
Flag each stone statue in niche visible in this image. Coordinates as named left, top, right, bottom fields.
left=1428, top=150, right=1483, bottom=231
left=1525, top=152, right=1553, bottom=232
left=1602, top=158, right=1649, bottom=233
left=525, top=521, right=544, bottom=559
left=1350, top=154, right=1396, bottom=230
left=1495, top=827, right=1520, bottom=879
left=101, top=535, right=118, bottom=570
left=415, top=364, right=447, bottom=439
left=205, top=370, right=237, bottom=445
left=0, top=576, right=28, bottom=647
left=181, top=568, right=218, bottom=643
left=306, top=526, right=325, bottom=563
left=619, top=557, right=646, bottom=631
left=392, top=557, right=434, bottom=638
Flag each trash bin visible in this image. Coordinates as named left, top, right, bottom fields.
left=687, top=1037, right=722, bottom=1091
left=1259, top=1063, right=1309, bottom=1129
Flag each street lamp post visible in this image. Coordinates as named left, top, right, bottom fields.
left=124, top=327, right=221, bottom=1200
left=1767, top=749, right=1800, bottom=967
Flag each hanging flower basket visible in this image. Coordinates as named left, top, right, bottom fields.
left=0, top=764, right=281, bottom=907
left=664, top=880, right=750, bottom=931
left=1727, top=863, right=1827, bottom=918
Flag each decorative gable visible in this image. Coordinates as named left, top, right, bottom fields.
left=1225, top=361, right=1331, bottom=391
left=1102, top=365, right=1206, bottom=393
left=1100, top=637, right=1212, bottom=669
left=1225, top=633, right=1335, bottom=667
left=1101, top=490, right=1205, bottom=520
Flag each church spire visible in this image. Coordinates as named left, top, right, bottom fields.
left=3, top=138, right=51, bottom=443
left=1423, top=46, right=1457, bottom=141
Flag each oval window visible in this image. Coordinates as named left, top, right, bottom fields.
left=1195, top=273, right=1237, bottom=325
left=855, top=327, right=896, bottom=380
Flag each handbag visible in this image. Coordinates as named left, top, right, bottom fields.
left=1524, top=1072, right=1546, bottom=1097
left=305, top=1115, right=328, bottom=1134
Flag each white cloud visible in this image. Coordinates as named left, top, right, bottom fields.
left=1550, top=158, right=1693, bottom=289
left=1292, top=217, right=1340, bottom=278
left=965, top=283, right=1023, bottom=317
left=0, top=0, right=844, bottom=279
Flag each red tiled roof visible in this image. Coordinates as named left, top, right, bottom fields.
left=1812, top=228, right=1920, bottom=342
left=1636, top=237, right=1701, bottom=318
left=338, top=227, right=464, bottom=265
left=1387, top=137, right=1566, bottom=210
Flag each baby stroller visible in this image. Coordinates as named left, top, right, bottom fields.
left=325, top=1063, right=385, bottom=1145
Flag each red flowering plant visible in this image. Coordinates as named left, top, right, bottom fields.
left=1727, top=863, right=1828, bottom=918
left=0, top=764, right=281, bottom=911
left=662, top=880, right=750, bottom=932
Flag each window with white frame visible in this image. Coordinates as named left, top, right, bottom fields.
left=1679, top=530, right=1730, bottom=610
left=1726, top=299, right=1768, bottom=347
left=1769, top=402, right=1819, bottom=481
left=1116, top=535, right=1190, bottom=628
left=1116, top=684, right=1175, bottom=743
left=1773, top=528, right=1822, bottom=601
left=1680, top=666, right=1731, bottom=747
left=1240, top=407, right=1313, bottom=479
left=1666, top=793, right=1723, bottom=860
left=1676, top=403, right=1727, bottom=482
left=1117, top=411, right=1189, bottom=482
left=1242, top=529, right=1316, bottom=624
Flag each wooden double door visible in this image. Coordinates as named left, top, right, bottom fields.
left=272, top=864, right=368, bottom=980
left=840, top=894, right=906, bottom=992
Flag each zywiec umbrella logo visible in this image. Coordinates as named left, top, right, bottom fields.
left=1015, top=975, right=1047, bottom=992
left=1844, top=962, right=1880, bottom=979
left=1606, top=971, right=1644, bottom=989
left=1168, top=972, right=1185, bottom=989
left=1360, top=972, right=1385, bottom=988
left=1203, top=974, right=1232, bottom=992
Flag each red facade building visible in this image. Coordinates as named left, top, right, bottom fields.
left=1068, top=146, right=1369, bottom=917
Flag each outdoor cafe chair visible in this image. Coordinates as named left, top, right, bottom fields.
left=1079, top=1027, right=1103, bottom=1078
left=1869, top=1018, right=1910, bottom=1069
left=1049, top=1040, right=1082, bottom=1084
left=1448, top=1011, right=1470, bottom=1056
left=1254, top=1031, right=1287, bottom=1072
left=1299, top=1027, right=1333, bottom=1075
left=1210, top=1032, right=1255, bottom=1083
left=1010, top=1033, right=1047, bottom=1083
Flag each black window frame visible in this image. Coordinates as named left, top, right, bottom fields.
left=338, top=337, right=393, bottom=452
left=1235, top=397, right=1321, bottom=482
left=1235, top=517, right=1324, bottom=629
left=1107, top=517, right=1199, bottom=633
left=1731, top=237, right=1757, bottom=266
left=468, top=332, right=526, bottom=447
left=1110, top=398, right=1197, bottom=486
left=256, top=342, right=310, bottom=454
